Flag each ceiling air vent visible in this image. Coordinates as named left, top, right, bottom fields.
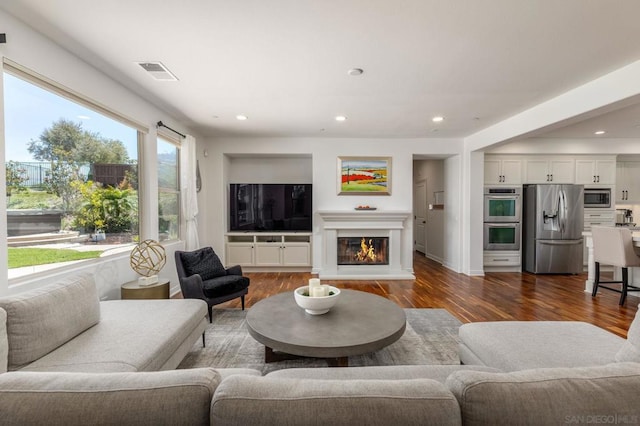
left=136, top=62, right=178, bottom=81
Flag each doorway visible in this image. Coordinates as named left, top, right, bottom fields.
left=414, top=179, right=427, bottom=254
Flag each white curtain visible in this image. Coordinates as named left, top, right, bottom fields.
left=180, top=134, right=200, bottom=250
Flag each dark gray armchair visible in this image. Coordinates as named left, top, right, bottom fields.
left=175, top=247, right=249, bottom=322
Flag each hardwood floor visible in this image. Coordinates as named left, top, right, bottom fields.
left=200, top=252, right=639, bottom=338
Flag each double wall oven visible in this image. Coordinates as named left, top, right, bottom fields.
left=484, top=187, right=521, bottom=251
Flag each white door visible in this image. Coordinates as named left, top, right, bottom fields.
left=414, top=180, right=427, bottom=253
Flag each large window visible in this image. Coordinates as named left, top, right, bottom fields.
left=157, top=137, right=180, bottom=241
left=4, top=68, right=141, bottom=279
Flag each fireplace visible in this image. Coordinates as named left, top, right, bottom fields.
left=337, top=237, right=389, bottom=265
left=316, top=210, right=414, bottom=280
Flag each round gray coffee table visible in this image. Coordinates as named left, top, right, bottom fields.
left=246, top=289, right=406, bottom=367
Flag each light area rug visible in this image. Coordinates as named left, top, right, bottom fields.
left=178, top=308, right=462, bottom=375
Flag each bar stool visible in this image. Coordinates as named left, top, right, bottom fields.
left=591, top=226, right=640, bottom=305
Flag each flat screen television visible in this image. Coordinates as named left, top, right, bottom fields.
left=229, top=184, right=312, bottom=232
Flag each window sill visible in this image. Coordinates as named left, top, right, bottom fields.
left=8, top=244, right=135, bottom=284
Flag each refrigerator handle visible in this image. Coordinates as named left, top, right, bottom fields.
left=559, top=190, right=567, bottom=234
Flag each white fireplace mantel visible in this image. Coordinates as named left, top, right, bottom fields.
left=317, top=210, right=414, bottom=280
left=318, top=210, right=410, bottom=229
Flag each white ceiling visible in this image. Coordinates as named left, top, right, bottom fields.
left=2, top=0, right=640, bottom=139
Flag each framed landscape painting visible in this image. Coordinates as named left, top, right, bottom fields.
left=337, top=156, right=391, bottom=195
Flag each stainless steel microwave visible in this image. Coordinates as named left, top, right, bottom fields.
left=584, top=188, right=611, bottom=208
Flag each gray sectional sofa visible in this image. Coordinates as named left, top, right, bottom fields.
left=1, top=273, right=639, bottom=425
left=0, top=273, right=208, bottom=373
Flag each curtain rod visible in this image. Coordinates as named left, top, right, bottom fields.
left=157, top=121, right=186, bottom=138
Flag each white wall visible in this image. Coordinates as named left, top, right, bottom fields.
left=227, top=156, right=312, bottom=183
left=0, top=9, right=198, bottom=297
left=200, top=137, right=464, bottom=274
left=443, top=155, right=462, bottom=272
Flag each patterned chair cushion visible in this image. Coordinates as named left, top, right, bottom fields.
left=202, top=275, right=249, bottom=299
left=180, top=247, right=227, bottom=281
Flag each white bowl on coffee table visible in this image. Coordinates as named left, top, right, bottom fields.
left=294, top=286, right=341, bottom=315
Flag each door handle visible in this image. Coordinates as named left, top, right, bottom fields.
left=538, top=240, right=583, bottom=246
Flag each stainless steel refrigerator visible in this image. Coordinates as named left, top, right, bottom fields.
left=523, top=184, right=584, bottom=274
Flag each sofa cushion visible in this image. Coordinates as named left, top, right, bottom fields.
left=0, top=308, right=7, bottom=373
left=202, top=275, right=249, bottom=298
left=267, top=365, right=501, bottom=384
left=0, top=274, right=100, bottom=369
left=615, top=304, right=640, bottom=362
left=458, top=321, right=624, bottom=371
left=180, top=247, right=226, bottom=281
left=446, top=362, right=640, bottom=426
left=211, top=375, right=462, bottom=426
left=0, top=368, right=220, bottom=426
left=20, top=299, right=207, bottom=373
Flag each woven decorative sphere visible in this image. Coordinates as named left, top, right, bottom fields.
left=129, top=239, right=166, bottom=277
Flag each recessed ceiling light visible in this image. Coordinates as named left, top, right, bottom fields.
left=236, top=115, right=248, bottom=121
left=594, top=130, right=606, bottom=135
left=432, top=116, right=444, bottom=123
left=335, top=116, right=347, bottom=122
left=347, top=68, right=364, bottom=76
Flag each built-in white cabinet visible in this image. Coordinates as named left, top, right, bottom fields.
left=524, top=157, right=575, bottom=183
left=575, top=158, right=616, bottom=185
left=225, top=233, right=312, bottom=268
left=616, top=161, right=640, bottom=203
left=483, top=252, right=521, bottom=270
left=226, top=242, right=255, bottom=265
left=484, top=158, right=522, bottom=185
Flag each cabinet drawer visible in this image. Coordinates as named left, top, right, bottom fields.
left=483, top=253, right=520, bottom=266
left=584, top=211, right=614, bottom=220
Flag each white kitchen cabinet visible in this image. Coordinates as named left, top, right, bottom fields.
left=616, top=162, right=640, bottom=203
left=484, top=158, right=522, bottom=185
left=575, top=159, right=616, bottom=185
left=483, top=252, right=521, bottom=272
left=225, top=233, right=312, bottom=269
left=524, top=158, right=575, bottom=183
left=483, top=252, right=520, bottom=266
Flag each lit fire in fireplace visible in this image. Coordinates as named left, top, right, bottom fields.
left=356, top=237, right=377, bottom=263
left=337, top=236, right=389, bottom=265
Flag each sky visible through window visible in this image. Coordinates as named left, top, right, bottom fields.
left=4, top=73, right=138, bottom=161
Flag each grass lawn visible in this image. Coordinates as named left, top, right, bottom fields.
left=340, top=182, right=388, bottom=192
left=8, top=247, right=102, bottom=269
